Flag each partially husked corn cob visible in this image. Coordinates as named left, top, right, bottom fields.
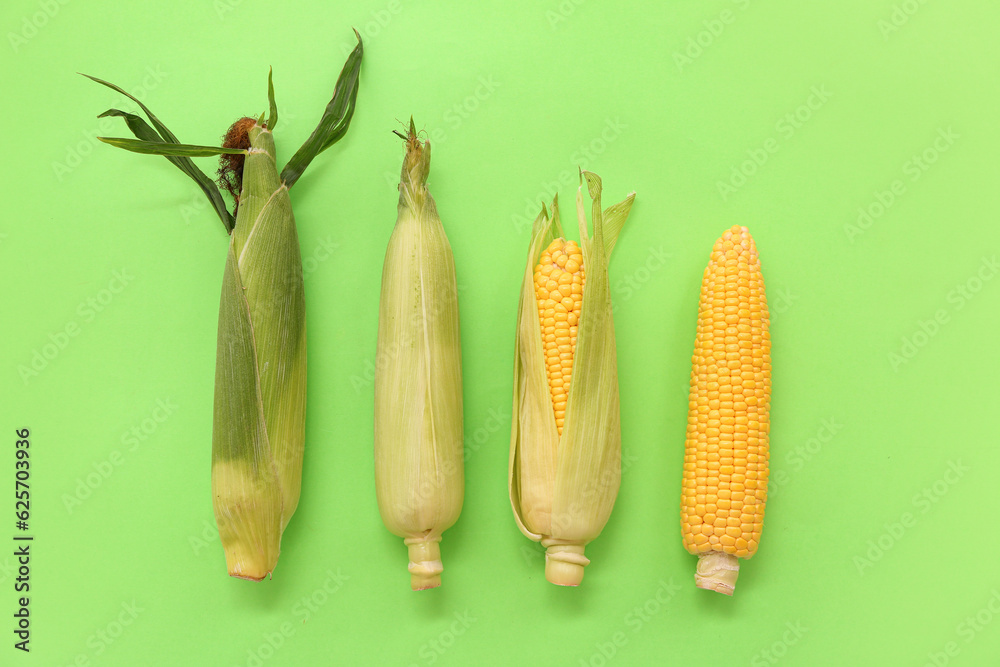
left=680, top=225, right=770, bottom=596
left=510, top=172, right=635, bottom=587
left=533, top=239, right=585, bottom=436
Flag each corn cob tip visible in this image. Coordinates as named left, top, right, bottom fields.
left=543, top=543, right=589, bottom=586
left=221, top=538, right=274, bottom=582
left=212, top=460, right=282, bottom=582
left=229, top=569, right=270, bottom=583
left=695, top=552, right=740, bottom=596
left=405, top=537, right=444, bottom=591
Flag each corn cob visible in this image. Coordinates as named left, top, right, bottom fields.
left=534, top=239, right=585, bottom=436
left=86, top=34, right=363, bottom=580
left=510, top=172, right=635, bottom=586
left=680, top=225, right=770, bottom=595
left=374, top=120, right=464, bottom=590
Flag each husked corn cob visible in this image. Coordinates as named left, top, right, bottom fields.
left=510, top=172, right=635, bottom=586
left=680, top=225, right=770, bottom=596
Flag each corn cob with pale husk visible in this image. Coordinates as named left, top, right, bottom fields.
left=509, top=172, right=635, bottom=586
left=86, top=34, right=363, bottom=580
left=680, top=225, right=770, bottom=596
left=374, top=120, right=464, bottom=590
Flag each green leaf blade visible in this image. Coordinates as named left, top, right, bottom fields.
left=266, top=67, right=278, bottom=131
left=279, top=32, right=363, bottom=188
left=97, top=136, right=246, bottom=157
left=99, top=109, right=236, bottom=231
left=84, top=73, right=236, bottom=232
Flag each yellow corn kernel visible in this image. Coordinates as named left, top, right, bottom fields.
left=680, top=225, right=770, bottom=596
left=534, top=239, right=585, bottom=434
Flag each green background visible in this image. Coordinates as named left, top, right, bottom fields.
left=2, top=0, right=999, bottom=664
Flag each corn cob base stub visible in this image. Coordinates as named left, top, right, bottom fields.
left=680, top=225, right=771, bottom=596
left=405, top=537, right=444, bottom=590
left=542, top=540, right=590, bottom=586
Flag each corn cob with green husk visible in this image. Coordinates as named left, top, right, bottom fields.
left=509, top=171, right=635, bottom=586
left=86, top=34, right=363, bottom=580
left=374, top=121, right=464, bottom=590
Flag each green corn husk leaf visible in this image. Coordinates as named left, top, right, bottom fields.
left=96, top=136, right=246, bottom=157
left=509, top=171, right=635, bottom=586
left=88, top=36, right=363, bottom=580
left=374, top=120, right=464, bottom=591
left=280, top=30, right=363, bottom=189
